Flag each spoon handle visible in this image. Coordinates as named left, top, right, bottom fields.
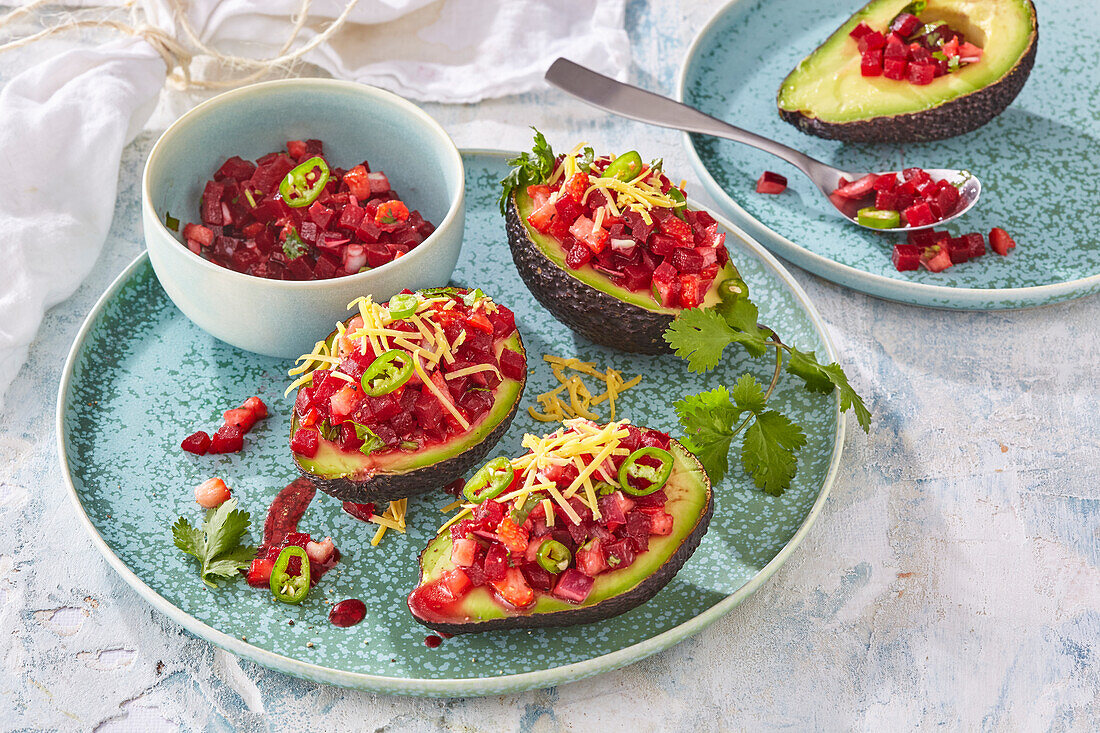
left=544, top=58, right=841, bottom=188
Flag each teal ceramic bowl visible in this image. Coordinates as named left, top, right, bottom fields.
left=143, top=78, right=465, bottom=358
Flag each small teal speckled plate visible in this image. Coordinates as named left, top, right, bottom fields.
left=57, top=151, right=845, bottom=696
left=679, top=0, right=1100, bottom=310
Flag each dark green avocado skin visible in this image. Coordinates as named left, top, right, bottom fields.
left=292, top=393, right=522, bottom=504
left=411, top=440, right=714, bottom=634
left=780, top=3, right=1038, bottom=143
left=505, top=194, right=674, bottom=354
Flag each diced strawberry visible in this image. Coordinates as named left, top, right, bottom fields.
left=343, top=165, right=372, bottom=201
left=451, top=538, right=479, bottom=567
left=575, top=539, right=608, bottom=577
left=964, top=232, right=986, bottom=258
left=181, top=431, right=211, bottom=455
left=489, top=567, right=535, bottom=608
left=562, top=172, right=589, bottom=203
left=375, top=200, right=410, bottom=231
left=678, top=274, right=706, bottom=309
left=182, top=223, right=214, bottom=248
left=833, top=174, right=879, bottom=199
left=465, top=311, right=494, bottom=334
left=526, top=200, right=556, bottom=233
left=755, top=171, right=788, bottom=194
left=439, top=568, right=472, bottom=599
left=941, top=37, right=960, bottom=59
left=223, top=408, right=257, bottom=433
left=873, top=174, right=898, bottom=192
left=329, top=385, right=360, bottom=424
left=246, top=557, right=275, bottom=587
left=208, top=424, right=243, bottom=454
left=243, top=396, right=268, bottom=419
left=989, top=227, right=1016, bottom=256
left=659, top=216, right=694, bottom=244
left=920, top=245, right=953, bottom=272
left=366, top=171, right=391, bottom=194
left=496, top=517, right=529, bottom=556
left=638, top=506, right=674, bottom=535
left=286, top=140, right=308, bottom=159
left=957, top=41, right=983, bottom=62
left=194, top=477, right=231, bottom=508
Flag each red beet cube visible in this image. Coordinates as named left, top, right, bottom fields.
left=907, top=229, right=949, bottom=247
left=858, top=30, right=886, bottom=53
left=215, top=156, right=256, bottom=183
left=849, top=21, right=873, bottom=40
left=755, top=171, right=788, bottom=194
left=209, top=424, right=244, bottom=454
left=902, top=201, right=936, bottom=227
left=875, top=190, right=899, bottom=211
left=964, top=232, right=986, bottom=258
left=499, top=348, right=527, bottom=381
left=884, top=38, right=908, bottom=59
left=946, top=237, right=971, bottom=264
left=908, top=61, right=936, bottom=85
left=180, top=431, right=211, bottom=455
left=890, top=12, right=922, bottom=37
left=908, top=43, right=932, bottom=63
left=223, top=407, right=257, bottom=433
left=859, top=50, right=883, bottom=77
left=892, top=244, right=921, bottom=272
left=671, top=247, right=705, bottom=274
left=290, top=427, right=320, bottom=457
left=884, top=57, right=908, bottom=80
left=934, top=184, right=960, bottom=215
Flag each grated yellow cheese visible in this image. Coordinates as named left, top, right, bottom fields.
left=528, top=354, right=642, bottom=423
left=413, top=350, right=470, bottom=431
left=445, top=363, right=502, bottom=381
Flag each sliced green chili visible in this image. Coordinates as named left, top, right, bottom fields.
left=536, top=539, right=572, bottom=574
left=510, top=494, right=541, bottom=525
left=667, top=187, right=687, bottom=220
left=269, top=546, right=310, bottom=604
left=361, top=350, right=413, bottom=396
left=618, top=447, right=674, bottom=496
left=601, top=150, right=644, bottom=181
left=463, top=457, right=514, bottom=504
left=856, top=207, right=901, bottom=229
left=387, top=293, right=419, bottom=320
left=718, top=275, right=749, bottom=303
left=279, top=156, right=330, bottom=208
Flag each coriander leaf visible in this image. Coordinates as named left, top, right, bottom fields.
left=354, top=422, right=386, bottom=455
left=714, top=297, right=769, bottom=358
left=784, top=349, right=871, bottom=432
left=741, top=410, right=807, bottom=496
left=675, top=387, right=739, bottom=481
left=820, top=363, right=872, bottom=433
left=663, top=308, right=736, bottom=373
left=172, top=517, right=204, bottom=559
left=729, top=373, right=767, bottom=415
left=283, top=228, right=308, bottom=259
left=577, top=146, right=595, bottom=172
left=499, top=127, right=556, bottom=215
left=204, top=556, right=254, bottom=580
left=202, top=498, right=251, bottom=561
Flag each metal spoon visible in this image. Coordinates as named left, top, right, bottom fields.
left=544, top=58, right=981, bottom=233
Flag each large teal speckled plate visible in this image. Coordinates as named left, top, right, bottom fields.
left=680, top=0, right=1099, bottom=310
left=57, top=151, right=844, bottom=696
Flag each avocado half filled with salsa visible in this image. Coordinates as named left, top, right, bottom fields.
left=502, top=132, right=747, bottom=354
left=408, top=419, right=713, bottom=633
left=287, top=288, right=527, bottom=503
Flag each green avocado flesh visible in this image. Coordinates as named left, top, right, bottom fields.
left=778, top=0, right=1037, bottom=132
left=412, top=441, right=712, bottom=629
left=292, top=332, right=525, bottom=482
left=515, top=191, right=736, bottom=314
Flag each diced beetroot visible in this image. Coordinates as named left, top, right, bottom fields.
left=342, top=501, right=375, bottom=521
left=337, top=201, right=364, bottom=230
left=989, top=227, right=1016, bottom=256
left=883, top=57, right=908, bottom=80
left=622, top=210, right=655, bottom=243
left=215, top=156, right=256, bottom=182
left=201, top=181, right=225, bottom=225
left=290, top=427, right=320, bottom=457
left=943, top=237, right=970, bottom=264
left=964, top=232, right=986, bottom=258
left=920, top=246, right=953, bottom=272
left=671, top=248, right=705, bottom=274
left=209, top=424, right=243, bottom=454
left=861, top=50, right=883, bottom=76
left=907, top=229, right=949, bottom=247
left=858, top=30, right=885, bottom=53
left=483, top=542, right=508, bottom=581
left=638, top=507, right=674, bottom=535
left=620, top=264, right=652, bottom=291
left=521, top=563, right=556, bottom=591
left=908, top=61, right=935, bottom=85
left=873, top=174, right=898, bottom=192
left=605, top=539, right=636, bottom=570
left=649, top=233, right=680, bottom=257
left=499, top=348, right=526, bottom=381
left=755, top=171, right=788, bottom=194
left=890, top=12, right=922, bottom=37
left=902, top=201, right=936, bottom=227
left=181, top=431, right=211, bottom=455
left=884, top=36, right=908, bottom=59
left=565, top=242, right=592, bottom=269
left=367, top=171, right=391, bottom=194
left=625, top=511, right=652, bottom=553
left=908, top=43, right=932, bottom=63
left=849, top=21, right=873, bottom=40
left=552, top=568, right=595, bottom=604
left=875, top=190, right=899, bottom=211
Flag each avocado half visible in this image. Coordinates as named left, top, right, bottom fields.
left=505, top=191, right=740, bottom=354
left=408, top=439, right=713, bottom=634
left=290, top=331, right=527, bottom=504
left=777, top=0, right=1038, bottom=142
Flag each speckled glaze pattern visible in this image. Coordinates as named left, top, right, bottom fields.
left=58, top=152, right=843, bottom=696
left=679, top=0, right=1100, bottom=310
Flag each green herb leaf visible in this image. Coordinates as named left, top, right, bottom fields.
left=318, top=419, right=341, bottom=443
left=729, top=372, right=767, bottom=415
left=462, top=288, right=486, bottom=306
left=741, top=410, right=807, bottom=496
left=663, top=308, right=736, bottom=373
left=714, top=296, right=770, bottom=358
left=577, top=146, right=595, bottom=173
left=354, top=423, right=387, bottom=455
left=649, top=157, right=664, bottom=174
left=785, top=348, right=871, bottom=432
left=675, top=386, right=740, bottom=481
left=900, top=1, right=927, bottom=16
left=499, top=127, right=557, bottom=215
left=283, top=228, right=308, bottom=260
left=164, top=212, right=180, bottom=232
left=171, top=498, right=255, bottom=589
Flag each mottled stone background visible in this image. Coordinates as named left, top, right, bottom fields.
left=1, top=0, right=1097, bottom=730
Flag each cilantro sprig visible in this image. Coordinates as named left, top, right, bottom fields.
left=499, top=127, right=557, bottom=215
left=665, top=285, right=869, bottom=493
left=172, top=498, right=256, bottom=588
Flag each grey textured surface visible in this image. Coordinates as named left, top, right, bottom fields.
left=1, top=0, right=1098, bottom=730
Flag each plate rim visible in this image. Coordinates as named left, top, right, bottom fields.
left=55, top=148, right=847, bottom=696
left=676, top=0, right=1100, bottom=310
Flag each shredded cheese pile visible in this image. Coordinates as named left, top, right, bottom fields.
left=440, top=418, right=635, bottom=532
left=545, top=144, right=686, bottom=226
left=529, top=355, right=642, bottom=423
left=369, top=499, right=407, bottom=546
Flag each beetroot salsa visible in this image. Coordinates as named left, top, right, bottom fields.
left=177, top=139, right=436, bottom=281
left=288, top=288, right=525, bottom=459
left=831, top=166, right=962, bottom=229
left=850, top=6, right=983, bottom=84
left=409, top=420, right=677, bottom=617
left=523, top=149, right=731, bottom=309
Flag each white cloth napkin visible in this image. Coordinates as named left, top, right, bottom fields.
left=0, top=0, right=629, bottom=406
